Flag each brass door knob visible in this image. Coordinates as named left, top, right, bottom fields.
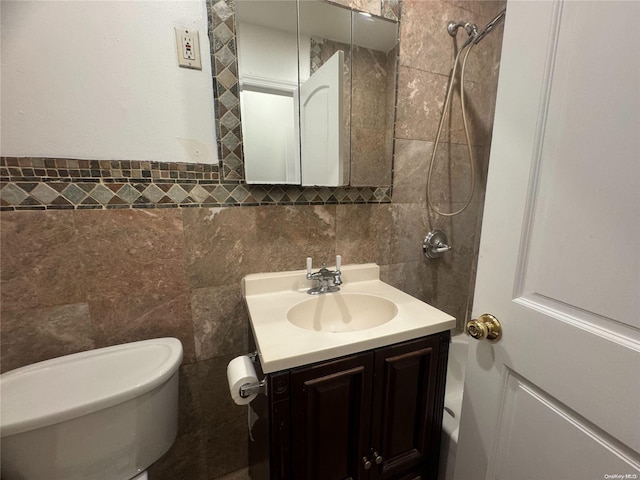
left=466, top=313, right=502, bottom=341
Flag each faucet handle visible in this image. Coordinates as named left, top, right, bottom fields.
left=306, top=257, right=312, bottom=275
left=336, top=255, right=341, bottom=271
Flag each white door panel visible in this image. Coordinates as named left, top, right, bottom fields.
left=493, top=371, right=638, bottom=480
left=456, top=1, right=640, bottom=479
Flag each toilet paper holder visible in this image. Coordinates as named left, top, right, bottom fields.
left=240, top=378, right=267, bottom=398
left=239, top=351, right=267, bottom=398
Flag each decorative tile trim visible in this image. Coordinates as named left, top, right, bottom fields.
left=1, top=157, right=219, bottom=183
left=0, top=157, right=391, bottom=210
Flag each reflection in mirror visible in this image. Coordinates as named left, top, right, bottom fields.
left=236, top=1, right=300, bottom=184
left=350, top=12, right=397, bottom=186
left=298, top=0, right=352, bottom=186
left=235, top=0, right=399, bottom=187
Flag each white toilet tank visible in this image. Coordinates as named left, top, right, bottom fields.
left=0, top=338, right=183, bottom=480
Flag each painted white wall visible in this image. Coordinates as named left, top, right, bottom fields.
left=1, top=0, right=218, bottom=164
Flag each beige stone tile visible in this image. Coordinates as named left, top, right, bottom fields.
left=392, top=138, right=433, bottom=204
left=73, top=209, right=196, bottom=362
left=395, top=66, right=448, bottom=142
left=445, top=78, right=491, bottom=146
left=147, top=429, right=208, bottom=480
left=426, top=200, right=483, bottom=256
left=88, top=292, right=196, bottom=363
left=197, top=354, right=248, bottom=428
left=427, top=142, right=485, bottom=205
left=0, top=210, right=86, bottom=312
left=0, top=303, right=94, bottom=373
left=336, top=203, right=392, bottom=266
left=400, top=0, right=471, bottom=76
left=205, top=415, right=249, bottom=479
left=183, top=206, right=336, bottom=289
left=191, top=284, right=248, bottom=362
left=177, top=362, right=203, bottom=436
left=183, top=206, right=257, bottom=289
left=424, top=251, right=476, bottom=327
left=74, top=209, right=188, bottom=297
left=383, top=261, right=435, bottom=303
left=396, top=70, right=496, bottom=149
left=253, top=205, right=336, bottom=272
left=390, top=203, right=430, bottom=264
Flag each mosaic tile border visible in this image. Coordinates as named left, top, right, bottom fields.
left=0, top=158, right=391, bottom=210
left=208, top=0, right=244, bottom=181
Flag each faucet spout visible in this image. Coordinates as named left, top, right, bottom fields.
left=306, top=259, right=342, bottom=295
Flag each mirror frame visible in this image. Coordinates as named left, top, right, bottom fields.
left=206, top=0, right=401, bottom=188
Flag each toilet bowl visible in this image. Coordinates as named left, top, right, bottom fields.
left=0, top=338, right=183, bottom=480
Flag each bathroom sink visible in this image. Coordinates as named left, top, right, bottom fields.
left=287, top=293, right=397, bottom=332
left=242, top=263, right=456, bottom=373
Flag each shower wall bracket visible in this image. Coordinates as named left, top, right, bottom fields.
left=423, top=230, right=452, bottom=259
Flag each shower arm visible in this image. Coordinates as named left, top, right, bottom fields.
left=473, top=9, right=506, bottom=45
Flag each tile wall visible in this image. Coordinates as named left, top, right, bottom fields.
left=0, top=0, right=505, bottom=478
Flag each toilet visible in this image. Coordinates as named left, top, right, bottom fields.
left=0, top=338, right=183, bottom=480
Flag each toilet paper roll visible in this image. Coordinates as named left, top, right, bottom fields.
left=227, top=355, right=259, bottom=405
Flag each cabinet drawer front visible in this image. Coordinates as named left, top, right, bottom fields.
left=290, top=353, right=373, bottom=480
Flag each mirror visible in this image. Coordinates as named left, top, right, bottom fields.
left=236, top=1, right=300, bottom=184
left=350, top=12, right=397, bottom=186
left=235, top=0, right=398, bottom=186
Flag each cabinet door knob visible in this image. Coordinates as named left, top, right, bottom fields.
left=362, top=456, right=372, bottom=470
left=373, top=451, right=383, bottom=464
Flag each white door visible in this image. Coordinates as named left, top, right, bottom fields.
left=456, top=1, right=640, bottom=479
left=300, top=50, right=346, bottom=186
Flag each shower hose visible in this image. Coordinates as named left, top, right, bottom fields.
left=427, top=41, right=477, bottom=217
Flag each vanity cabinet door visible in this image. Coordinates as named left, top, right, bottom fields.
left=290, top=352, right=374, bottom=480
left=369, top=334, right=448, bottom=480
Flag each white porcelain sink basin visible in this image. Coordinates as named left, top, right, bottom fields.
left=287, top=293, right=397, bottom=332
left=242, top=263, right=456, bottom=373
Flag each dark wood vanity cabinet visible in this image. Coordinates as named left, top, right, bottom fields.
left=249, top=331, right=450, bottom=480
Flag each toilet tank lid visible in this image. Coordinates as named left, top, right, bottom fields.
left=0, top=338, right=183, bottom=437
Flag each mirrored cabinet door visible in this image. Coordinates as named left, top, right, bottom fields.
left=350, top=12, right=397, bottom=186
left=236, top=0, right=398, bottom=187
left=298, top=0, right=352, bottom=186
left=236, top=0, right=300, bottom=184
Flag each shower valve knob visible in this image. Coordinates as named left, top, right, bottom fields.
left=423, top=230, right=452, bottom=259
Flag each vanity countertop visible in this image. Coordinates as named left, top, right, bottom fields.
left=242, top=264, right=456, bottom=373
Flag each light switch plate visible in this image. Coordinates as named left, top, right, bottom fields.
left=174, top=27, right=202, bottom=70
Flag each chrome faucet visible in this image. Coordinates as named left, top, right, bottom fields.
left=306, top=256, right=342, bottom=295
